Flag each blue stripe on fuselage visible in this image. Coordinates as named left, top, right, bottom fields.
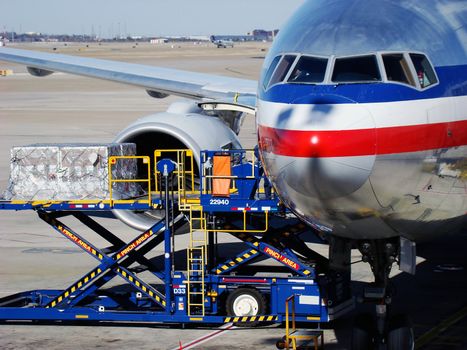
left=258, top=65, right=467, bottom=104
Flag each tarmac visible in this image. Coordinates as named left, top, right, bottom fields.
left=0, top=42, right=466, bottom=349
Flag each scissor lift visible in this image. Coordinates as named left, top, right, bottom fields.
left=0, top=149, right=353, bottom=325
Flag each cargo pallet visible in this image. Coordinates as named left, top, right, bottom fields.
left=0, top=149, right=353, bottom=325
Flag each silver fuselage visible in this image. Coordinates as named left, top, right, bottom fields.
left=257, top=0, right=467, bottom=240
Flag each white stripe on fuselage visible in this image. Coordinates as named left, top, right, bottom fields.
left=257, top=95, right=467, bottom=131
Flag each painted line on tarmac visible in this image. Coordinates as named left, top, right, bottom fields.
left=415, top=304, right=467, bottom=349
left=173, top=323, right=236, bottom=350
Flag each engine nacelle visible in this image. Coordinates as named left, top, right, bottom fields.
left=112, top=101, right=242, bottom=230
left=27, top=67, right=54, bottom=77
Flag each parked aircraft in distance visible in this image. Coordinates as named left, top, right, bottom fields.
left=212, top=39, right=234, bottom=48
left=216, top=40, right=234, bottom=48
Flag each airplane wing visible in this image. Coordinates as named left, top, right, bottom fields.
left=0, top=47, right=257, bottom=106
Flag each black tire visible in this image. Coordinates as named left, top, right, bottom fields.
left=387, top=314, right=414, bottom=350
left=351, top=313, right=374, bottom=350
left=225, top=288, right=266, bottom=327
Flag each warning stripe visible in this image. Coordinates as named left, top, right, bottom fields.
left=232, top=231, right=312, bottom=277
left=44, top=215, right=166, bottom=309
left=116, top=229, right=155, bottom=259
left=215, top=249, right=259, bottom=275
left=223, top=315, right=278, bottom=323
left=46, top=267, right=103, bottom=308
left=47, top=266, right=166, bottom=309
left=53, top=222, right=104, bottom=260
left=116, top=267, right=166, bottom=307
left=307, top=316, right=321, bottom=321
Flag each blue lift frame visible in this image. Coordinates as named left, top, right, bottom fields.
left=0, top=149, right=353, bottom=326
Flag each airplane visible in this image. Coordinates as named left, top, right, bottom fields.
left=0, top=0, right=466, bottom=349
left=209, top=36, right=235, bottom=48
left=213, top=39, right=234, bottom=48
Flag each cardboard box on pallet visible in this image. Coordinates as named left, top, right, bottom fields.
left=2, top=143, right=143, bottom=200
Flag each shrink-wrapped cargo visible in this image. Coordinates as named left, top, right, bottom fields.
left=3, top=143, right=142, bottom=200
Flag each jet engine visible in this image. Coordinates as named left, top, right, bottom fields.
left=112, top=101, right=242, bottom=230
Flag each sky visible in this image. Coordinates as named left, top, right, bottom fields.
left=0, top=0, right=305, bottom=37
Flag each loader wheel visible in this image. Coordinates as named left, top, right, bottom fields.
left=226, top=288, right=266, bottom=327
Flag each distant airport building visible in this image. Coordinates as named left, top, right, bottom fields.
left=210, top=29, right=279, bottom=43
left=251, top=29, right=279, bottom=41
left=210, top=35, right=253, bottom=43
left=0, top=28, right=279, bottom=44
left=150, top=38, right=169, bottom=44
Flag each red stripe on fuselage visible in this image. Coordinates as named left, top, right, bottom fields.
left=258, top=120, right=467, bottom=158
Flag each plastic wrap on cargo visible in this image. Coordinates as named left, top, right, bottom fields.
left=3, top=143, right=143, bottom=200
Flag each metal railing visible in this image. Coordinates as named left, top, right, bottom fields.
left=285, top=294, right=297, bottom=350
left=284, top=294, right=323, bottom=350
left=154, top=149, right=196, bottom=194
left=154, top=149, right=198, bottom=210
left=200, top=149, right=258, bottom=196
left=108, top=155, right=152, bottom=206
left=187, top=206, right=207, bottom=316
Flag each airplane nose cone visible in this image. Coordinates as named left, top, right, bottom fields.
left=258, top=95, right=376, bottom=201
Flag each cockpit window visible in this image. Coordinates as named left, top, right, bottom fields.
left=332, top=55, right=381, bottom=83
left=410, top=53, right=437, bottom=89
left=263, top=52, right=437, bottom=90
left=268, top=55, right=296, bottom=87
left=262, top=55, right=281, bottom=90
left=288, top=56, right=328, bottom=83
left=382, top=54, right=416, bottom=87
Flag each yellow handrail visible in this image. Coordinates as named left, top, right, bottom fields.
left=108, top=156, right=151, bottom=206
left=200, top=150, right=258, bottom=196
left=154, top=149, right=196, bottom=194
left=203, top=210, right=270, bottom=234
left=285, top=294, right=297, bottom=350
